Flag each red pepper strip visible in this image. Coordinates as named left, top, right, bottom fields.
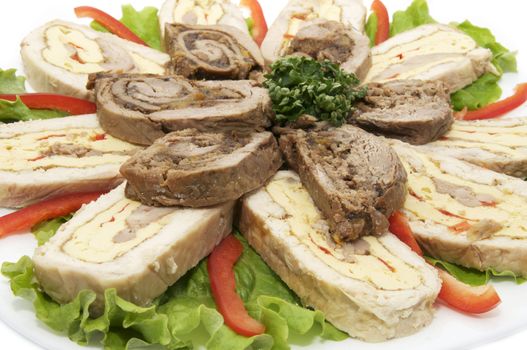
left=0, top=192, right=105, bottom=238
left=0, top=94, right=96, bottom=115
left=437, top=268, right=501, bottom=314
left=74, top=6, right=147, bottom=46
left=371, top=0, right=390, bottom=45
left=208, top=235, right=266, bottom=337
left=240, top=0, right=268, bottom=46
left=457, top=83, right=527, bottom=121
left=449, top=221, right=472, bottom=233
left=389, top=211, right=501, bottom=314
left=388, top=211, right=423, bottom=256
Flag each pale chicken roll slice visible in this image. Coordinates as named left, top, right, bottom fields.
left=21, top=20, right=169, bottom=101
left=34, top=183, right=235, bottom=315
left=0, top=114, right=141, bottom=208
left=165, top=23, right=264, bottom=80
left=159, top=0, right=249, bottom=37
left=364, top=24, right=496, bottom=93
left=93, top=74, right=273, bottom=145
left=239, top=171, right=441, bottom=342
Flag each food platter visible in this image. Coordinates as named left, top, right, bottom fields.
left=1, top=0, right=527, bottom=349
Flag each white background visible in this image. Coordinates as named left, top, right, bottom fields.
left=1, top=0, right=527, bottom=349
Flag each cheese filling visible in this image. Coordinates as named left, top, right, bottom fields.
left=0, top=128, right=139, bottom=172
left=265, top=176, right=422, bottom=290
left=173, top=0, right=225, bottom=26
left=400, top=148, right=527, bottom=240
left=62, top=199, right=177, bottom=263
left=365, top=28, right=479, bottom=82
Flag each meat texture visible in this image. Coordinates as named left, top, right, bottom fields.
left=286, top=19, right=371, bottom=80
left=279, top=125, right=407, bottom=242
left=121, top=129, right=283, bottom=207
left=93, top=74, right=273, bottom=145
left=165, top=23, right=264, bottom=80
left=352, top=80, right=454, bottom=145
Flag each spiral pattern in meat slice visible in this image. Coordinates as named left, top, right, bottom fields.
left=165, top=23, right=264, bottom=80
left=121, top=129, right=283, bottom=207
left=93, top=74, right=273, bottom=145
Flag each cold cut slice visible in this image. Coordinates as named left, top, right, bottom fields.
left=239, top=171, right=440, bottom=342
left=121, top=129, right=283, bottom=207
left=0, top=114, right=141, bottom=208
left=21, top=20, right=169, bottom=101
left=93, top=74, right=273, bottom=145
left=279, top=125, right=407, bottom=242
left=33, top=183, right=234, bottom=315
left=164, top=23, right=264, bottom=80
left=352, top=80, right=454, bottom=145
left=159, top=0, right=249, bottom=37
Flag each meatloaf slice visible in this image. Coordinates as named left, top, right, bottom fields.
left=165, top=23, right=264, bottom=80
left=121, top=129, right=283, bottom=207
left=352, top=80, right=454, bottom=145
left=93, top=74, right=273, bottom=145
left=279, top=125, right=407, bottom=242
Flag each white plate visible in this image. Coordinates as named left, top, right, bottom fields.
left=1, top=0, right=527, bottom=349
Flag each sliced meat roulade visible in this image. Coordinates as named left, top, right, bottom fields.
left=352, top=80, right=454, bottom=145
left=165, top=23, right=264, bottom=80
left=93, top=74, right=273, bottom=145
left=159, top=0, right=249, bottom=37
left=280, top=125, right=407, bottom=243
left=121, top=129, right=283, bottom=207
left=21, top=20, right=169, bottom=101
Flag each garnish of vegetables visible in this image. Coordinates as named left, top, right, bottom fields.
left=240, top=0, right=268, bottom=46
left=0, top=192, right=105, bottom=238
left=0, top=94, right=96, bottom=115
left=264, top=56, right=366, bottom=126
left=371, top=0, right=390, bottom=45
left=74, top=6, right=147, bottom=46
left=388, top=212, right=501, bottom=314
left=208, top=235, right=266, bottom=337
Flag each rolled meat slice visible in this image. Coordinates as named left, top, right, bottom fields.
left=165, top=23, right=264, bottom=80
left=121, top=129, right=283, bottom=207
left=279, top=125, right=407, bottom=243
left=93, top=74, right=273, bottom=145
left=33, top=183, right=235, bottom=315
left=260, top=0, right=367, bottom=67
left=159, top=0, right=249, bottom=37
left=0, top=114, right=141, bottom=208
left=21, top=21, right=170, bottom=101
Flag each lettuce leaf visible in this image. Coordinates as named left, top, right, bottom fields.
left=390, top=0, right=436, bottom=37
left=2, top=234, right=346, bottom=350
left=426, top=257, right=526, bottom=286
left=451, top=73, right=503, bottom=111
left=365, top=12, right=378, bottom=47
left=31, top=215, right=72, bottom=246
left=456, top=20, right=517, bottom=74
left=0, top=69, right=26, bottom=94
left=91, top=5, right=162, bottom=51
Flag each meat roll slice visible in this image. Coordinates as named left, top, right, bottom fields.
left=21, top=20, right=169, bottom=101
left=93, top=74, right=273, bottom=145
left=280, top=125, right=407, bottom=242
left=121, top=129, right=283, bottom=207
left=34, top=183, right=234, bottom=315
left=165, top=23, right=264, bottom=80
left=159, top=0, right=249, bottom=37
left=352, top=80, right=454, bottom=145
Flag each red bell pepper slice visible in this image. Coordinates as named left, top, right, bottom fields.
left=437, top=268, right=501, bottom=314
left=389, top=211, right=501, bottom=314
left=74, top=6, right=147, bottom=46
left=0, top=94, right=96, bottom=115
left=0, top=192, right=105, bottom=238
left=456, top=83, right=527, bottom=120
left=371, top=0, right=390, bottom=45
left=240, top=0, right=268, bottom=46
left=208, top=235, right=266, bottom=337
left=388, top=211, right=423, bottom=256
